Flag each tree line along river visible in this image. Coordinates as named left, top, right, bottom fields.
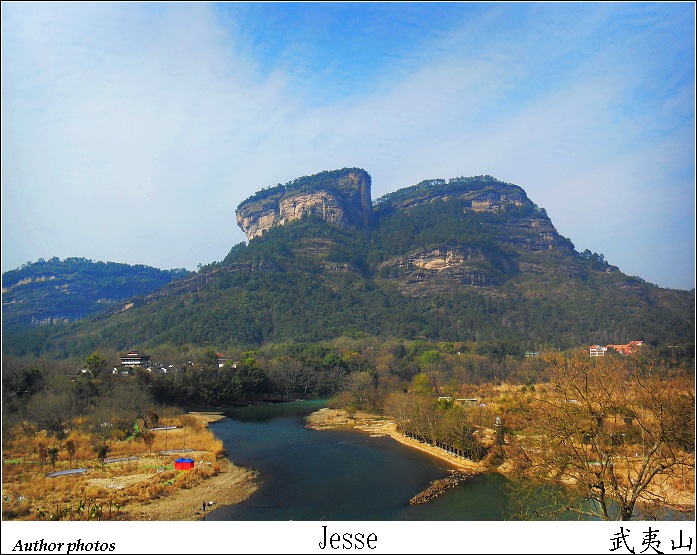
left=205, top=400, right=591, bottom=521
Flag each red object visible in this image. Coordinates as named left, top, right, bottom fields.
left=174, top=458, right=194, bottom=470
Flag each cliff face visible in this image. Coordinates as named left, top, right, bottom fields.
left=376, top=246, right=507, bottom=296
left=236, top=168, right=373, bottom=240
left=377, top=176, right=528, bottom=213
left=233, top=171, right=577, bottom=295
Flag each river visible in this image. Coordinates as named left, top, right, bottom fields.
left=206, top=400, right=564, bottom=521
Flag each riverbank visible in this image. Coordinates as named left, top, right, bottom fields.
left=121, top=412, right=259, bottom=521
left=305, top=408, right=489, bottom=476
left=125, top=457, right=258, bottom=521
left=306, top=408, right=694, bottom=518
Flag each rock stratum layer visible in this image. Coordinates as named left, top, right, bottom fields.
left=236, top=168, right=373, bottom=240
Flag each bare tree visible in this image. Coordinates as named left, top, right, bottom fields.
left=142, top=430, right=155, bottom=455
left=299, top=366, right=318, bottom=396
left=65, top=439, right=77, bottom=469
left=47, top=447, right=59, bottom=469
left=343, top=371, right=377, bottom=410
left=384, top=392, right=413, bottom=434
left=516, top=351, right=694, bottom=520
left=37, top=442, right=47, bottom=468
left=268, top=358, right=305, bottom=399
left=26, top=390, right=76, bottom=436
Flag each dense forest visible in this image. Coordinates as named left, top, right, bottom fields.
left=4, top=214, right=691, bottom=363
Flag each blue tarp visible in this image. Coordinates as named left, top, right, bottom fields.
left=175, top=458, right=194, bottom=463
left=45, top=468, right=87, bottom=477
left=104, top=456, right=138, bottom=464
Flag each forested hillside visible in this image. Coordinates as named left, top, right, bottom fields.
left=2, top=172, right=693, bottom=362
left=2, top=257, right=191, bottom=335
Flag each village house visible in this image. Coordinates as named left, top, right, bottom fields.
left=217, top=353, right=237, bottom=368
left=119, top=350, right=152, bottom=367
left=66, top=368, right=90, bottom=380
left=151, top=363, right=185, bottom=375
left=606, top=340, right=644, bottom=355
left=589, top=341, right=643, bottom=357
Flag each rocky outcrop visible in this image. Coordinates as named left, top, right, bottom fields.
left=409, top=470, right=475, bottom=504
left=408, top=247, right=490, bottom=271
left=377, top=175, right=529, bottom=213
left=236, top=168, right=373, bottom=240
left=379, top=246, right=515, bottom=291
left=493, top=216, right=573, bottom=253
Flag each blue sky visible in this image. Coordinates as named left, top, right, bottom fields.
left=2, top=2, right=695, bottom=290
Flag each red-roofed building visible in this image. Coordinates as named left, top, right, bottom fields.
left=606, top=341, right=644, bottom=356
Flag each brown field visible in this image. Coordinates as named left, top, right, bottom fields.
left=2, top=412, right=258, bottom=521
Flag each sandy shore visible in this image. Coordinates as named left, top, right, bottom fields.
left=125, top=458, right=259, bottom=521
left=123, top=412, right=259, bottom=521
left=306, top=407, right=489, bottom=476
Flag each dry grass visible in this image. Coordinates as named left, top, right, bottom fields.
left=2, top=412, right=230, bottom=521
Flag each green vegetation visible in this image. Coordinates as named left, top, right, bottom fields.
left=3, top=175, right=693, bottom=362
left=374, top=174, right=523, bottom=206
left=2, top=257, right=191, bottom=335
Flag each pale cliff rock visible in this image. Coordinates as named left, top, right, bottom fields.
left=237, top=209, right=277, bottom=241
left=236, top=168, right=373, bottom=240
left=378, top=246, right=513, bottom=294
left=408, top=247, right=488, bottom=271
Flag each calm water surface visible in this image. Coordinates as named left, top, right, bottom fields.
left=207, top=400, right=514, bottom=521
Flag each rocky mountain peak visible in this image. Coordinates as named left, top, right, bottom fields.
left=236, top=168, right=373, bottom=240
